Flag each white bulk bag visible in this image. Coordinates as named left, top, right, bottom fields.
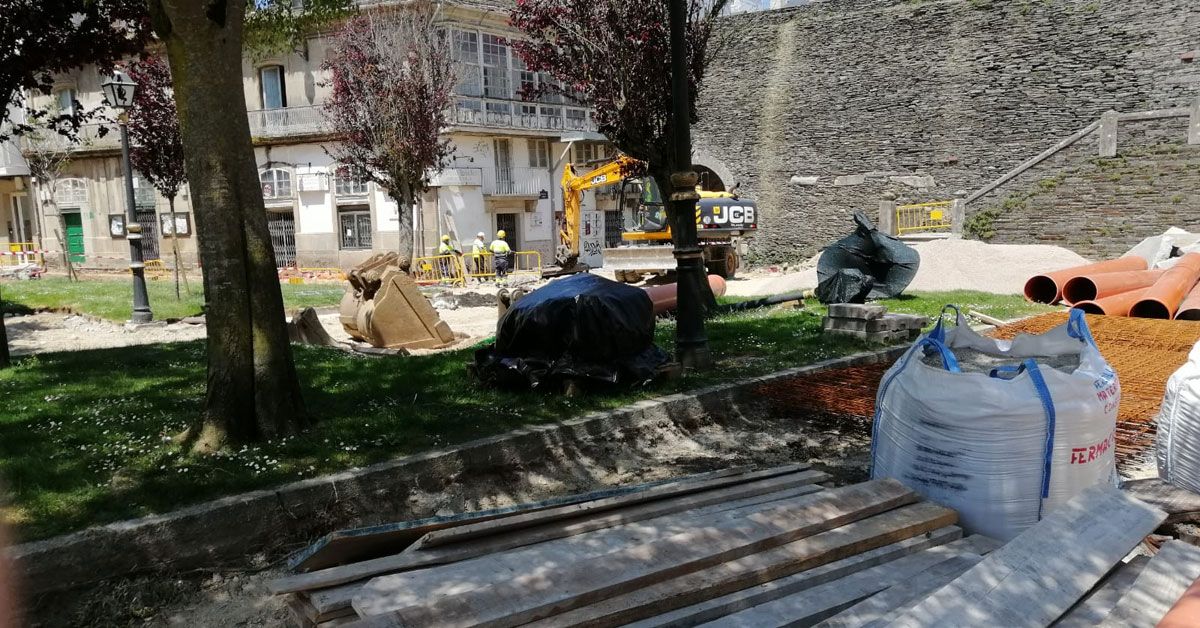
left=871, top=307, right=1119, bottom=541
left=1157, top=341, right=1200, bottom=493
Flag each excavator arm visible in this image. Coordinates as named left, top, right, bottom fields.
left=557, top=154, right=644, bottom=267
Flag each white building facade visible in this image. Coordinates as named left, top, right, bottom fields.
left=9, top=0, right=617, bottom=271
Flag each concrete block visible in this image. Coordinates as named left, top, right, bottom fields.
left=825, top=316, right=896, bottom=332
left=790, top=175, right=820, bottom=185
left=824, top=327, right=911, bottom=344
left=1099, top=110, right=1119, bottom=157
left=827, top=303, right=887, bottom=320
left=834, top=174, right=867, bottom=186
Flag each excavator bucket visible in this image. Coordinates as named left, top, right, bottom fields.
left=340, top=255, right=456, bottom=350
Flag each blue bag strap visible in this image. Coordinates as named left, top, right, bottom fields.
left=919, top=336, right=961, bottom=373
left=989, top=364, right=1026, bottom=379
left=1025, top=359, right=1057, bottom=519
left=927, top=304, right=962, bottom=343
left=1066, top=308, right=1097, bottom=347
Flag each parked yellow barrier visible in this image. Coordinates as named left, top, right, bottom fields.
left=1, top=242, right=44, bottom=267
left=411, top=254, right=466, bottom=286
left=462, top=251, right=543, bottom=282
left=896, top=201, right=953, bottom=235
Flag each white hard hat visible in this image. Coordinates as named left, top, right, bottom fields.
left=477, top=232, right=485, bottom=238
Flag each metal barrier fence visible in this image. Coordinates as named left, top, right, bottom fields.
left=462, top=251, right=543, bottom=281
left=412, top=254, right=467, bottom=286
left=896, top=201, right=953, bottom=235
left=1, top=242, right=45, bottom=267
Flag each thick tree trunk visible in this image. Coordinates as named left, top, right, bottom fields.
left=395, top=182, right=415, bottom=271
left=150, top=0, right=310, bottom=450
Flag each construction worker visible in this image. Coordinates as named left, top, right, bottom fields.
left=490, top=229, right=512, bottom=282
left=437, top=234, right=460, bottom=282
left=470, top=231, right=488, bottom=280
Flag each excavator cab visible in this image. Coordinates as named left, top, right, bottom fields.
left=621, top=178, right=669, bottom=232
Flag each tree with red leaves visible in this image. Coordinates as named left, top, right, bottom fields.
left=127, top=55, right=190, bottom=300
left=511, top=0, right=729, bottom=363
left=322, top=1, right=456, bottom=270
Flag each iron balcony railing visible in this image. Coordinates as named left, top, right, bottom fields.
left=482, top=166, right=550, bottom=197
left=248, top=106, right=328, bottom=138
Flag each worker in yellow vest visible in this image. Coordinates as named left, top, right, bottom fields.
left=490, top=229, right=512, bottom=282
left=470, top=231, right=488, bottom=280
left=437, top=234, right=460, bottom=282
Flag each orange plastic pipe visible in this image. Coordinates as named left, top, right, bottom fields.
left=1024, top=256, right=1148, bottom=304
left=643, top=275, right=728, bottom=315
left=1156, top=575, right=1200, bottom=628
left=1072, top=287, right=1150, bottom=317
left=1131, top=253, right=1200, bottom=319
left=1061, top=269, right=1166, bottom=305
left=1176, top=280, right=1200, bottom=321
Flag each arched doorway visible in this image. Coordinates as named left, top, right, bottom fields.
left=693, top=165, right=726, bottom=192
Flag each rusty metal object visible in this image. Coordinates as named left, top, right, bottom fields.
left=340, top=255, right=456, bottom=350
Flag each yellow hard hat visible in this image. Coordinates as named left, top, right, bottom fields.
left=497, top=229, right=506, bottom=238
left=441, top=234, right=450, bottom=241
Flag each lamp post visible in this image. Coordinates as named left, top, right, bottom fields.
left=101, top=71, right=153, bottom=324
left=667, top=0, right=711, bottom=368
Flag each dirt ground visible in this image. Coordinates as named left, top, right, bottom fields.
left=38, top=401, right=869, bottom=627
left=4, top=290, right=504, bottom=358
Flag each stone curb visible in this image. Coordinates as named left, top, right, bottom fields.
left=8, top=345, right=906, bottom=596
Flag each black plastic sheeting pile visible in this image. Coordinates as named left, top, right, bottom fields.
left=815, top=212, right=921, bottom=304
left=473, top=274, right=668, bottom=389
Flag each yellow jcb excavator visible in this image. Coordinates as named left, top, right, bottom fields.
left=558, top=153, right=757, bottom=282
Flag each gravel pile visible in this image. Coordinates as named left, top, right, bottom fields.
left=728, top=237, right=1090, bottom=297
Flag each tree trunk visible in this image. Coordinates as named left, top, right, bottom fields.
left=167, top=197, right=184, bottom=300
left=394, top=182, right=415, bottom=271
left=0, top=285, right=9, bottom=369
left=150, top=0, right=310, bottom=451
left=50, top=202, right=78, bottom=282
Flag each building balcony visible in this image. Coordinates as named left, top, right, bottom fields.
left=451, top=98, right=597, bottom=134
left=482, top=166, right=551, bottom=197
left=248, top=106, right=328, bottom=139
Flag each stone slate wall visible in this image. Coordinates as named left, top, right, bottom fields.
left=695, top=0, right=1200, bottom=264
left=970, top=117, right=1200, bottom=259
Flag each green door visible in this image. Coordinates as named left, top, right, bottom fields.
left=63, top=213, right=85, bottom=265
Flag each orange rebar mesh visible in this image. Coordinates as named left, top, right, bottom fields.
left=757, top=312, right=1200, bottom=467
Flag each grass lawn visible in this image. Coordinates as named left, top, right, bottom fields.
left=0, top=290, right=1050, bottom=541
left=0, top=276, right=345, bottom=320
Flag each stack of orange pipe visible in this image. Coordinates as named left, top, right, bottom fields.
left=1026, top=252, right=1200, bottom=319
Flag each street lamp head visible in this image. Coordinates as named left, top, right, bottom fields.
left=101, top=71, right=138, bottom=110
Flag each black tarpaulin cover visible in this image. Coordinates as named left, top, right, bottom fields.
left=816, top=212, right=921, bottom=303
left=473, top=273, right=668, bottom=388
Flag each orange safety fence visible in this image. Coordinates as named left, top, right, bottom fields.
left=754, top=311, right=1200, bottom=468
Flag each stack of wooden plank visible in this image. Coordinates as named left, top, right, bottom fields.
left=270, top=465, right=1182, bottom=628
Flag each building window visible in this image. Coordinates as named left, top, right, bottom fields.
left=54, top=88, right=77, bottom=115
left=452, top=30, right=481, bottom=98
left=574, top=142, right=605, bottom=165
left=259, top=65, right=286, bottom=110
left=565, top=108, right=587, bottom=131
left=260, top=168, right=292, bottom=199
left=527, top=139, right=549, bottom=169
left=481, top=34, right=510, bottom=99
left=339, top=207, right=372, bottom=250
left=335, top=172, right=369, bottom=197
left=54, top=178, right=89, bottom=205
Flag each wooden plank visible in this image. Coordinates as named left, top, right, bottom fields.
left=353, top=478, right=919, bottom=626
left=411, top=464, right=811, bottom=550
left=817, top=536, right=1002, bottom=628
left=519, top=505, right=958, bottom=628
left=1122, top=477, right=1200, bottom=524
left=822, top=555, right=984, bottom=628
left=889, top=485, right=1166, bottom=628
left=305, top=480, right=829, bottom=619
left=1053, top=556, right=1151, bottom=627
left=271, top=469, right=826, bottom=595
left=289, top=466, right=753, bottom=572
left=703, top=537, right=992, bottom=628
left=1099, top=541, right=1200, bottom=627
